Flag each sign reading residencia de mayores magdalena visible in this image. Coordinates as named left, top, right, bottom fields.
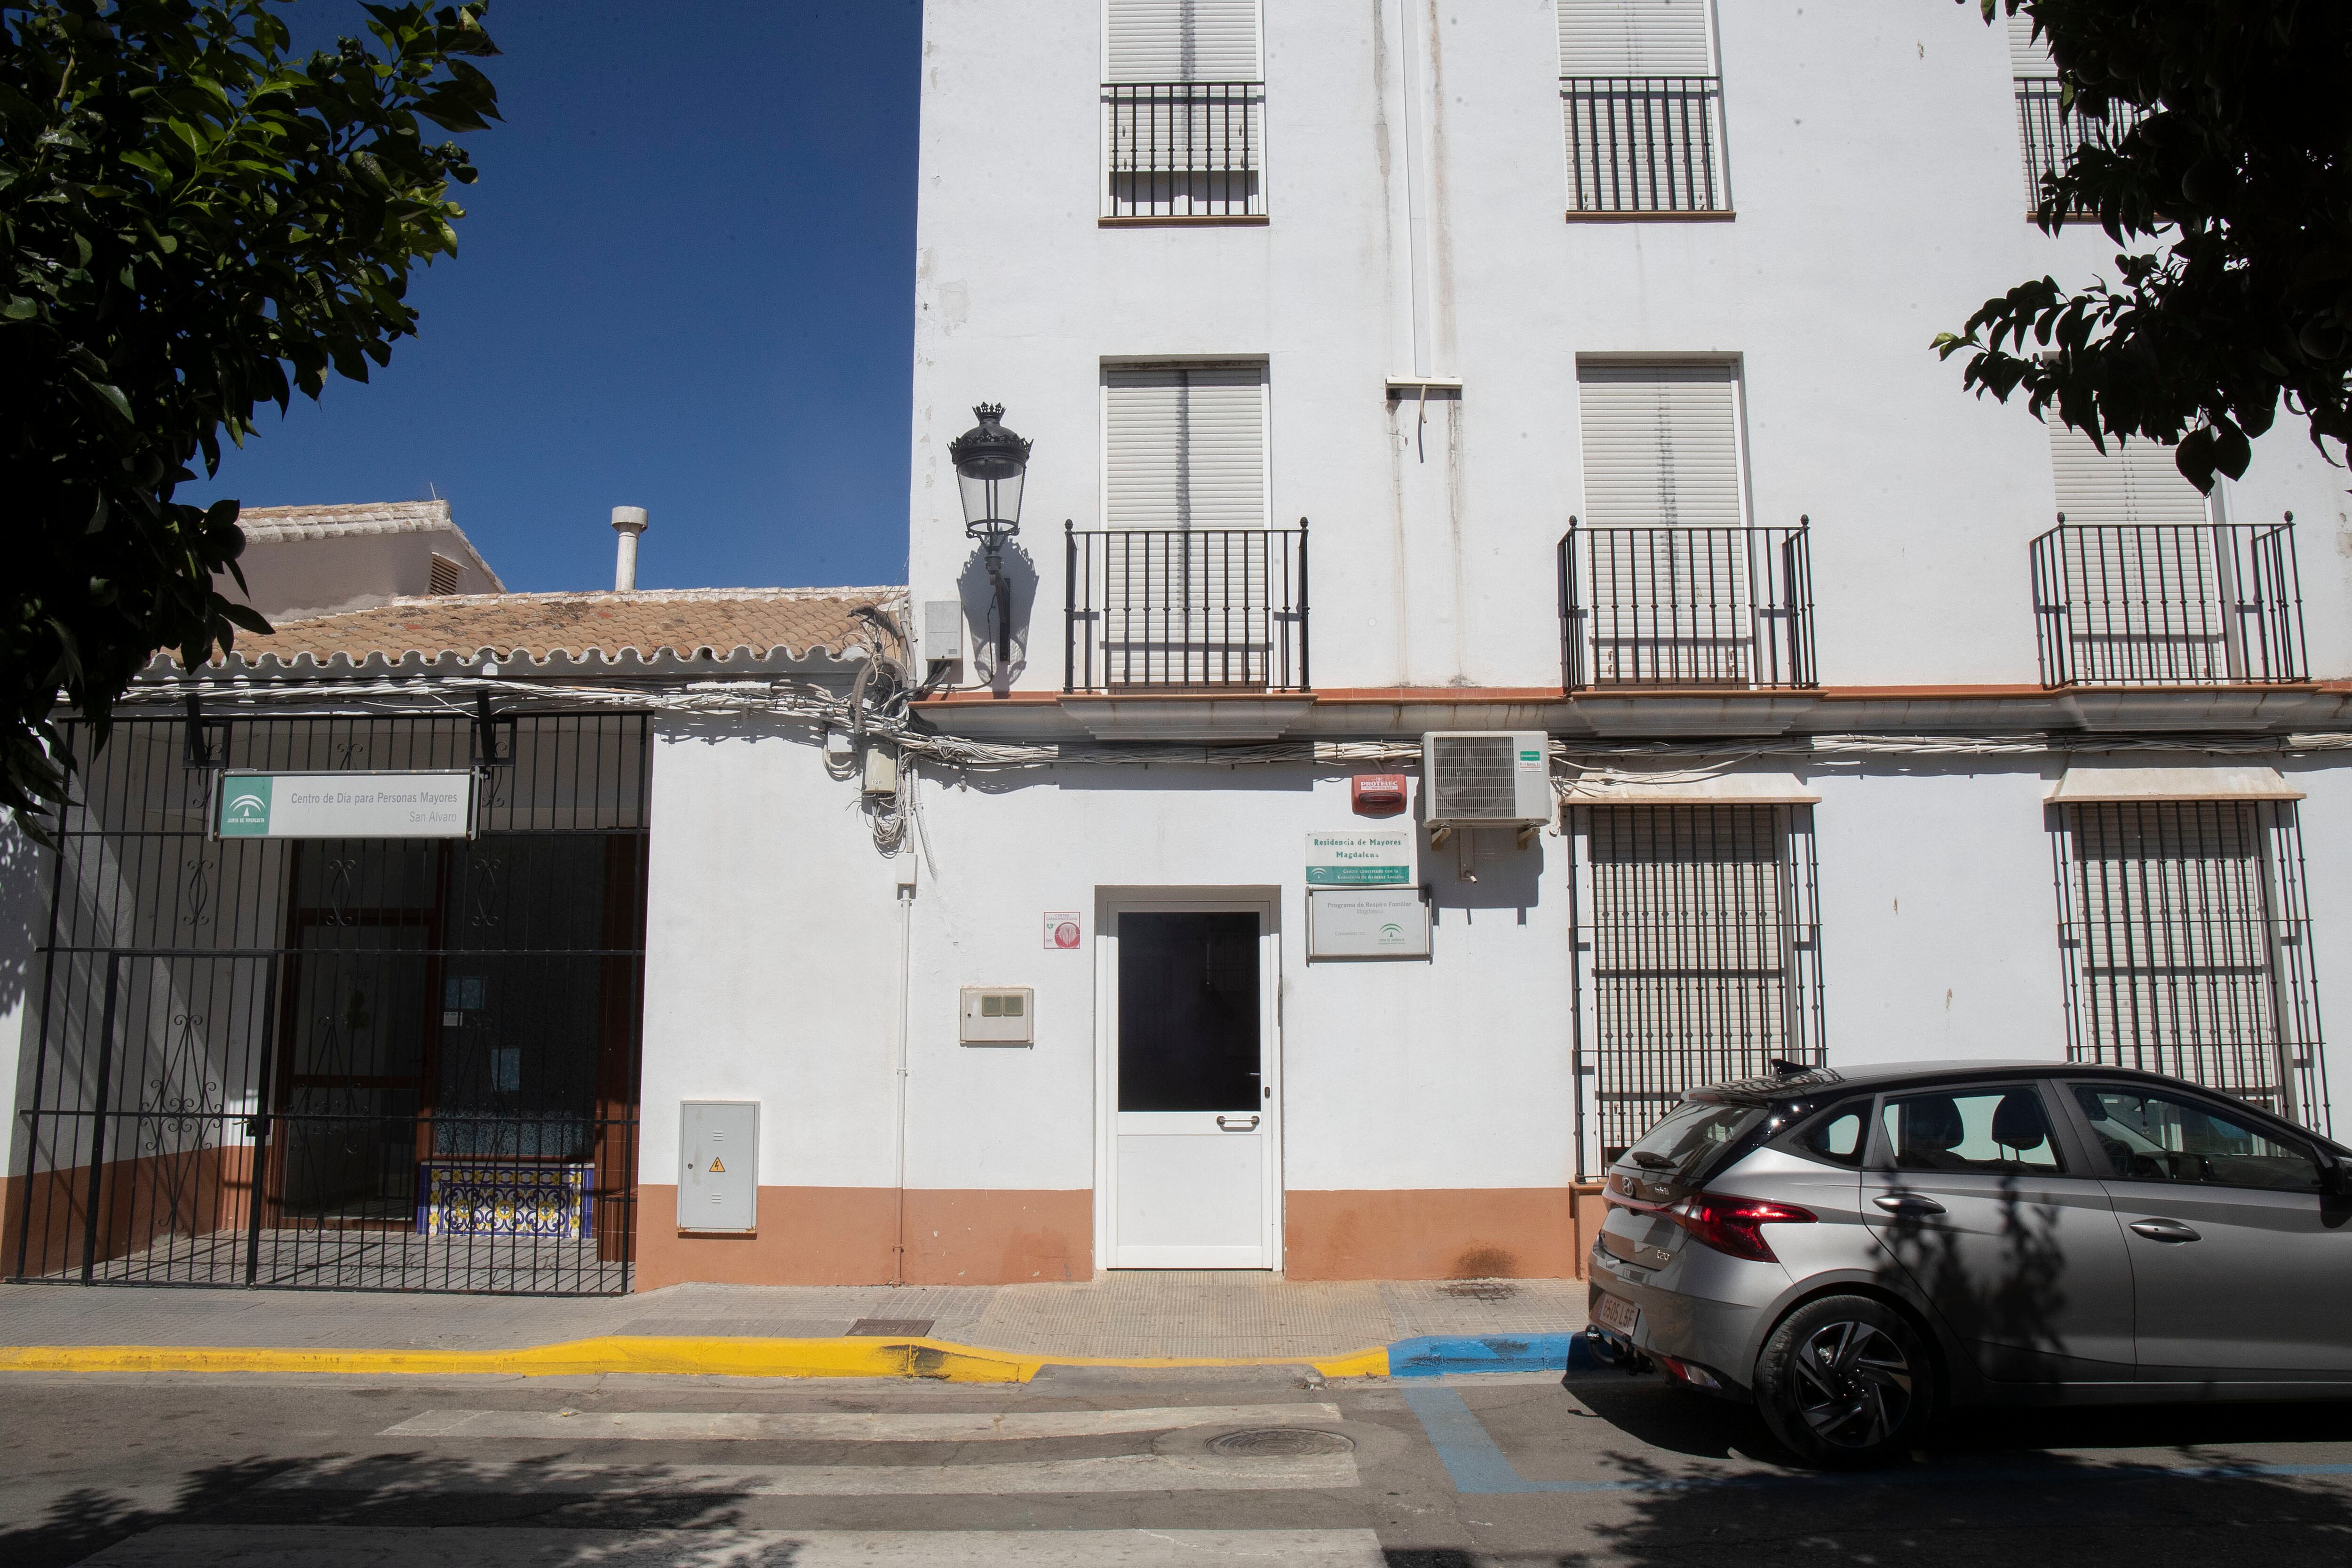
left=1303, top=828, right=1414, bottom=886
left=214, top=771, right=477, bottom=840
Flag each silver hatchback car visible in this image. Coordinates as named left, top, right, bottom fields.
left=1585, top=1060, right=2352, bottom=1466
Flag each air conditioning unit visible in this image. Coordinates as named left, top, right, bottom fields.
left=1421, top=732, right=1552, bottom=830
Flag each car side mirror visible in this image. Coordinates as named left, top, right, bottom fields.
left=2322, top=1158, right=2350, bottom=1199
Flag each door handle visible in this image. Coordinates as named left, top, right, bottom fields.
left=1873, top=1194, right=1946, bottom=1217
left=2129, top=1218, right=2201, bottom=1243
left=1216, top=1114, right=1261, bottom=1131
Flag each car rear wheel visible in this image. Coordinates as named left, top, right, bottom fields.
left=1755, top=1295, right=1931, bottom=1468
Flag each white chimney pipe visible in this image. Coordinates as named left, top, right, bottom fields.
left=611, top=506, right=648, bottom=591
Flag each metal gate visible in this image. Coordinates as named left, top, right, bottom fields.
left=8, top=710, right=648, bottom=1293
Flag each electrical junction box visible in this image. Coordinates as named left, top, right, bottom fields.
left=960, top=986, right=1033, bottom=1046
left=679, top=1100, right=756, bottom=1232
left=1421, top=731, right=1553, bottom=827
left=923, top=599, right=964, bottom=664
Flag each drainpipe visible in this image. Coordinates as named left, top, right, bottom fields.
left=890, top=866, right=917, bottom=1285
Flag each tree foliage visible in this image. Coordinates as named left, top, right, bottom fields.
left=1937, top=0, right=2352, bottom=494
left=0, top=0, right=498, bottom=838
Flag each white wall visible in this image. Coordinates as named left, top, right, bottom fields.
left=224, top=529, right=502, bottom=623
left=909, top=0, right=2352, bottom=691
left=637, top=716, right=911, bottom=1190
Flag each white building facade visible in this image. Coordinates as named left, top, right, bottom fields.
left=881, top=0, right=2352, bottom=1281
left=7, top=1, right=2352, bottom=1297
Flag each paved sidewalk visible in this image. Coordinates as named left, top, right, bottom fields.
left=0, top=1274, right=1588, bottom=1364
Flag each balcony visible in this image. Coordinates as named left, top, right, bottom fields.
left=1103, top=81, right=1265, bottom=221
left=2015, top=79, right=2148, bottom=215
left=1558, top=520, right=1815, bottom=690
left=2031, top=517, right=2308, bottom=687
left=1065, top=522, right=1308, bottom=693
left=1561, top=76, right=1728, bottom=215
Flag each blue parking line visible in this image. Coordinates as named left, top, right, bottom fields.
left=1388, top=1333, right=1591, bottom=1378
left=1398, top=1386, right=2352, bottom=1496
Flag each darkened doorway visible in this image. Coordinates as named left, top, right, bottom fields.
left=1117, top=911, right=1261, bottom=1112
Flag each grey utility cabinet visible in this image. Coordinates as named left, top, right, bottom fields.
left=679, top=1100, right=758, bottom=1233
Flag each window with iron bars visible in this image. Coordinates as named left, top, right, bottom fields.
left=1562, top=75, right=1728, bottom=215
left=1573, top=804, right=1824, bottom=1168
left=2014, top=78, right=2148, bottom=217
left=1103, top=81, right=1265, bottom=220
left=2051, top=800, right=2328, bottom=1135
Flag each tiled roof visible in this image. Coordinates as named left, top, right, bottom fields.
left=235, top=501, right=456, bottom=541
left=201, top=586, right=906, bottom=674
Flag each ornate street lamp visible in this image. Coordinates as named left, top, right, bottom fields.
left=948, top=403, right=1030, bottom=669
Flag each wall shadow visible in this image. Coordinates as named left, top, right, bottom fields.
left=956, top=541, right=1039, bottom=694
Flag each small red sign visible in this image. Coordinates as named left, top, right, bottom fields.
left=1044, top=912, right=1082, bottom=949
left=1352, top=773, right=1409, bottom=816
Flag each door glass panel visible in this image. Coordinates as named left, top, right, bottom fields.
left=2071, top=1086, right=2321, bottom=1192
left=1118, top=912, right=1260, bottom=1112
left=1881, top=1088, right=2063, bottom=1174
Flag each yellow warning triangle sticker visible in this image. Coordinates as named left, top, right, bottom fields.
left=707, top=1156, right=725, bottom=1173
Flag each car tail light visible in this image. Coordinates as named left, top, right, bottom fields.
left=1669, top=1195, right=1816, bottom=1263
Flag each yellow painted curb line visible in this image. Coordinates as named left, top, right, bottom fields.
left=0, top=1335, right=1393, bottom=1383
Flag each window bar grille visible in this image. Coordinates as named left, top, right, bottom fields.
left=2029, top=516, right=2307, bottom=687
left=1562, top=77, right=1727, bottom=214
left=2015, top=79, right=2150, bottom=216
left=2050, top=800, right=2327, bottom=1133
left=1103, top=82, right=1265, bottom=220
left=1557, top=519, right=1815, bottom=690
left=1574, top=804, right=1824, bottom=1165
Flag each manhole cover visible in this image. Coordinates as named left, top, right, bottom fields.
left=1208, top=1428, right=1355, bottom=1457
left=1441, top=1280, right=1518, bottom=1301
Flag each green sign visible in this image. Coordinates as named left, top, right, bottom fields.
left=217, top=774, right=274, bottom=836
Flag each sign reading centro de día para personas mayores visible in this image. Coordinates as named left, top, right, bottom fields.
left=1304, top=827, right=1414, bottom=886
left=214, top=771, right=476, bottom=840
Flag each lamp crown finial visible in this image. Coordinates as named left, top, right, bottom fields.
left=972, top=401, right=1004, bottom=422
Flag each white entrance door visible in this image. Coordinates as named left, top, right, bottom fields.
left=1103, top=899, right=1279, bottom=1269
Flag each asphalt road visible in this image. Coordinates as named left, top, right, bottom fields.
left=5, top=1365, right=2352, bottom=1566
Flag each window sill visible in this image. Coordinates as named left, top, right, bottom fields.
left=1565, top=209, right=1736, bottom=223
left=1100, top=214, right=1271, bottom=228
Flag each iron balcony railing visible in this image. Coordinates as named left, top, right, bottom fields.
left=1066, top=521, right=1308, bottom=692
left=2015, top=78, right=2149, bottom=215
left=2030, top=515, right=2308, bottom=687
left=1558, top=518, right=1815, bottom=690
left=1103, top=81, right=1265, bottom=219
left=1562, top=76, right=1728, bottom=215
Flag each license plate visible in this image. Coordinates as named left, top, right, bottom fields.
left=1594, top=1291, right=1640, bottom=1337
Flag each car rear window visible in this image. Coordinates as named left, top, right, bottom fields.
left=1779, top=1097, right=1874, bottom=1168
left=1622, top=1100, right=1770, bottom=1178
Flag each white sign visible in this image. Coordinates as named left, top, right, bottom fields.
left=215, top=770, right=476, bottom=840
left=1305, top=827, right=1415, bottom=886
left=1043, top=911, right=1083, bottom=949
left=1307, top=886, right=1431, bottom=960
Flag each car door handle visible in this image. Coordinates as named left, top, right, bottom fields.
left=1215, top=1114, right=1261, bottom=1131
left=2129, top=1218, right=2201, bottom=1243
left=1874, top=1195, right=1946, bottom=1216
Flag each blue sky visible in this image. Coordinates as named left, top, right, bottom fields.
left=183, top=1, right=922, bottom=594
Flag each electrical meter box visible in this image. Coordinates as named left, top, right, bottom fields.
left=679, top=1100, right=757, bottom=1232
left=959, top=986, right=1033, bottom=1045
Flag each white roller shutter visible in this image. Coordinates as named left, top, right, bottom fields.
left=1557, top=0, right=1714, bottom=76
left=2008, top=11, right=2056, bottom=77
left=1576, top=362, right=1744, bottom=530
left=2049, top=423, right=2210, bottom=528
left=1104, top=364, right=1268, bottom=529
left=1105, top=0, right=1261, bottom=83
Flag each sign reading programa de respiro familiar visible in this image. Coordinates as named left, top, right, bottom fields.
left=214, top=771, right=476, bottom=840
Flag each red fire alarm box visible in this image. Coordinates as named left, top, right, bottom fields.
left=1352, top=773, right=1409, bottom=815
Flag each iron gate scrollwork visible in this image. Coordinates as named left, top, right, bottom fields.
left=8, top=712, right=649, bottom=1294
